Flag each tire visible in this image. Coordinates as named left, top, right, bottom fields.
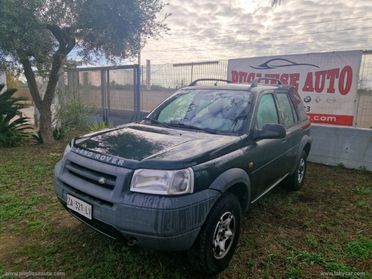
left=285, top=150, right=307, bottom=191
left=188, top=193, right=241, bottom=275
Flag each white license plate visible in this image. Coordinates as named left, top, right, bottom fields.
left=67, top=194, right=92, bottom=220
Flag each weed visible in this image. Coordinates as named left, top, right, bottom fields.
left=263, top=253, right=274, bottom=279
left=336, top=163, right=346, bottom=169
left=352, top=186, right=372, bottom=195
left=285, top=266, right=302, bottom=279
left=355, top=200, right=370, bottom=209
left=246, top=259, right=254, bottom=269
left=297, top=251, right=325, bottom=265
left=324, top=262, right=353, bottom=273
left=305, top=234, right=318, bottom=248
left=346, top=237, right=372, bottom=260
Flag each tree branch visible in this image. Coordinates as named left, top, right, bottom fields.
left=46, top=24, right=68, bottom=47
left=42, top=51, right=65, bottom=106
left=43, top=25, right=76, bottom=106
left=45, top=24, right=75, bottom=53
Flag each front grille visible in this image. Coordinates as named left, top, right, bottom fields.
left=65, top=161, right=116, bottom=190
left=62, top=181, right=114, bottom=207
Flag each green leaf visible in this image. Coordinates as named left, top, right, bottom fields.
left=0, top=86, right=31, bottom=147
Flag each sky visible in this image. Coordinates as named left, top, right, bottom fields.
left=138, top=0, right=372, bottom=64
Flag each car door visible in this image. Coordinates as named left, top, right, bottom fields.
left=248, top=93, right=288, bottom=201
left=274, top=91, right=302, bottom=173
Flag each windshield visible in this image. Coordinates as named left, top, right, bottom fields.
left=146, top=89, right=253, bottom=134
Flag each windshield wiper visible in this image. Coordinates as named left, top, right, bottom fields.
left=143, top=117, right=172, bottom=128
left=144, top=118, right=218, bottom=134
left=167, top=122, right=218, bottom=134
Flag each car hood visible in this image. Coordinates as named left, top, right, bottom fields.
left=73, top=123, right=242, bottom=169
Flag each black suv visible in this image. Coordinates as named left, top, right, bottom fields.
left=54, top=78, right=311, bottom=275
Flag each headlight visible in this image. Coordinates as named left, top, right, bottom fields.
left=130, top=168, right=194, bottom=195
left=63, top=143, right=72, bottom=158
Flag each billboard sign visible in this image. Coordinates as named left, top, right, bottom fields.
left=227, top=51, right=362, bottom=126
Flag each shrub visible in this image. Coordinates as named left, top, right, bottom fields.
left=32, top=130, right=43, bottom=144
left=53, top=88, right=94, bottom=134
left=0, top=84, right=31, bottom=147
left=88, top=121, right=114, bottom=132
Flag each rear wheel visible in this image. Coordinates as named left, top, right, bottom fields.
left=285, top=150, right=307, bottom=190
left=188, top=193, right=241, bottom=275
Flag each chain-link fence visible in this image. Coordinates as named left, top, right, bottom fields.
left=139, top=60, right=228, bottom=112
left=63, top=65, right=141, bottom=125
left=138, top=56, right=372, bottom=128
left=356, top=52, right=372, bottom=128
left=27, top=52, right=372, bottom=128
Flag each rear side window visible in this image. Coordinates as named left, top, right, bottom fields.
left=288, top=88, right=308, bottom=121
left=276, top=93, right=296, bottom=128
left=256, top=94, right=279, bottom=129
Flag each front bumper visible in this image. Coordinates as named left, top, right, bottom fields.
left=54, top=157, right=220, bottom=251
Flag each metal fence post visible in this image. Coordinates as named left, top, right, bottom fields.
left=134, top=64, right=141, bottom=114
left=101, top=69, right=108, bottom=124
left=67, top=68, right=74, bottom=99
left=191, top=63, right=194, bottom=83
left=75, top=69, right=80, bottom=104
left=106, top=69, right=110, bottom=123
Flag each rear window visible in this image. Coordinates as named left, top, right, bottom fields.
left=276, top=93, right=296, bottom=127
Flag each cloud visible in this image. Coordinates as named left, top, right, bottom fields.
left=141, top=0, right=372, bottom=64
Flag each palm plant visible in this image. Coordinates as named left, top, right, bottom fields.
left=0, top=83, right=32, bottom=147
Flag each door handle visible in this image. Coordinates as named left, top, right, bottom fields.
left=281, top=139, right=287, bottom=143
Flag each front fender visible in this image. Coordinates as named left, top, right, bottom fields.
left=209, top=168, right=251, bottom=211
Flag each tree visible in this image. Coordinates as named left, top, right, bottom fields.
left=0, top=0, right=167, bottom=143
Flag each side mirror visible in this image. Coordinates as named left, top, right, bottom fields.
left=253, top=124, right=286, bottom=140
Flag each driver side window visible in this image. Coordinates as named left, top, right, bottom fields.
left=256, top=94, right=279, bottom=129
left=157, top=93, right=194, bottom=122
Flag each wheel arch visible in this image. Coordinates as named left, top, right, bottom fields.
left=290, top=135, right=312, bottom=174
left=304, top=142, right=311, bottom=157
left=209, top=168, right=251, bottom=212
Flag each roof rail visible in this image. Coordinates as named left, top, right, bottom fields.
left=189, top=79, right=232, bottom=86
left=250, top=78, right=282, bottom=88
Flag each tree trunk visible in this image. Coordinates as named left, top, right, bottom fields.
left=19, top=26, right=75, bottom=144
left=39, top=104, right=54, bottom=144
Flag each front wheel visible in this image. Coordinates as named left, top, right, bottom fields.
left=285, top=150, right=308, bottom=191
left=188, top=193, right=241, bottom=275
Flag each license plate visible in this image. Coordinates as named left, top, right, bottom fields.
left=67, top=194, right=92, bottom=220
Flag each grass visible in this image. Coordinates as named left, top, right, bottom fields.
left=0, top=144, right=371, bottom=278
